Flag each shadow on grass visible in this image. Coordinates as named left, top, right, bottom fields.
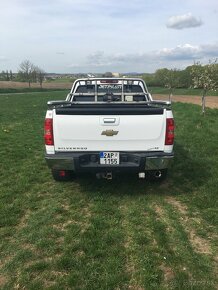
left=71, top=142, right=211, bottom=198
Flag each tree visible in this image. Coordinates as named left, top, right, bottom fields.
left=142, top=73, right=156, bottom=87
left=0, top=71, right=6, bottom=81
left=164, top=69, right=180, bottom=101
left=0, top=70, right=11, bottom=81
left=191, top=59, right=218, bottom=114
left=171, top=67, right=192, bottom=88
left=18, top=60, right=34, bottom=87
left=31, top=66, right=38, bottom=83
left=103, top=72, right=113, bottom=77
left=155, top=68, right=180, bottom=101
left=10, top=70, right=13, bottom=81
left=17, top=61, right=45, bottom=88
left=35, top=66, right=45, bottom=88
left=154, top=68, right=169, bottom=87
left=6, top=70, right=9, bottom=81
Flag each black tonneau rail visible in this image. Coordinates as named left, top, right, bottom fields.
left=55, top=104, right=164, bottom=115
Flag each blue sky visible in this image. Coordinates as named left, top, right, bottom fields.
left=0, top=0, right=217, bottom=73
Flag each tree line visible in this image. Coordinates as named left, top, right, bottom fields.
left=0, top=70, right=14, bottom=81
left=143, top=59, right=218, bottom=114
left=1, top=59, right=217, bottom=112
left=0, top=60, right=45, bottom=88
left=143, top=61, right=218, bottom=90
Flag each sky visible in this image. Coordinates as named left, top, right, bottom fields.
left=0, top=0, right=218, bottom=73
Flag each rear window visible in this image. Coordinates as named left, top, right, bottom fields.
left=76, top=85, right=95, bottom=93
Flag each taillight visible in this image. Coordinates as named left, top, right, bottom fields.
left=165, top=118, right=174, bottom=145
left=44, top=118, right=54, bottom=145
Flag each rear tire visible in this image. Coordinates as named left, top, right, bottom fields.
left=51, top=169, right=74, bottom=182
left=147, top=169, right=168, bottom=182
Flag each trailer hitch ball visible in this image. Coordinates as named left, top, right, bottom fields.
left=96, top=172, right=113, bottom=180
left=106, top=172, right=112, bottom=180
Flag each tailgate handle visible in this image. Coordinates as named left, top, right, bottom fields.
left=103, top=118, right=116, bottom=124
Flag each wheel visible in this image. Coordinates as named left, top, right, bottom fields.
left=51, top=169, right=74, bottom=182
left=146, top=169, right=168, bottom=182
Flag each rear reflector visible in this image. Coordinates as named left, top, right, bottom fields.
left=59, top=170, right=66, bottom=177
left=44, top=118, right=54, bottom=145
left=165, top=118, right=174, bottom=145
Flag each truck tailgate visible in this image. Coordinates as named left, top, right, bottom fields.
left=53, top=105, right=166, bottom=152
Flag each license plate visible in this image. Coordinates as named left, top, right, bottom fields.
left=100, top=152, right=119, bottom=165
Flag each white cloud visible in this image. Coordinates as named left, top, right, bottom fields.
left=157, top=43, right=218, bottom=60
left=157, top=44, right=201, bottom=60
left=0, top=1, right=217, bottom=72
left=166, top=13, right=203, bottom=29
left=67, top=43, right=218, bottom=72
left=85, top=51, right=149, bottom=67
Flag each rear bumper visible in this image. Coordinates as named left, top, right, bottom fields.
left=45, top=151, right=174, bottom=172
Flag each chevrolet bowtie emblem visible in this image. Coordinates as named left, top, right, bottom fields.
left=101, top=129, right=119, bottom=137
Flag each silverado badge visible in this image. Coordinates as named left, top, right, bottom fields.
left=101, top=129, right=119, bottom=137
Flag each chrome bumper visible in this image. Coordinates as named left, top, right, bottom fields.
left=45, top=151, right=174, bottom=172
left=145, top=155, right=174, bottom=170
left=46, top=154, right=76, bottom=170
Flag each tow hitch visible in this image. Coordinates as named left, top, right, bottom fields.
left=96, top=172, right=113, bottom=180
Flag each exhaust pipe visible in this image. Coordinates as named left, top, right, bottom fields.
left=155, top=170, right=162, bottom=178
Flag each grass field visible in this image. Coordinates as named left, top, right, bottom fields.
left=0, top=92, right=217, bottom=289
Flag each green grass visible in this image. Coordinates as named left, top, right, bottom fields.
left=0, top=92, right=217, bottom=289
left=148, top=86, right=218, bottom=96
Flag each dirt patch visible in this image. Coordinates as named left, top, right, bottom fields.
left=0, top=275, right=7, bottom=287
left=189, top=231, right=212, bottom=255
left=154, top=205, right=174, bottom=235
left=0, top=81, right=72, bottom=89
left=153, top=94, right=218, bottom=109
left=154, top=204, right=164, bottom=216
left=127, top=286, right=144, bottom=290
left=165, top=197, right=188, bottom=216
left=154, top=205, right=168, bottom=223
left=165, top=197, right=212, bottom=255
left=16, top=210, right=31, bottom=230
left=54, top=209, right=91, bottom=234
left=159, top=264, right=175, bottom=282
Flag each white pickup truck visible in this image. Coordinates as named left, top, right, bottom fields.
left=44, top=78, right=174, bottom=181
